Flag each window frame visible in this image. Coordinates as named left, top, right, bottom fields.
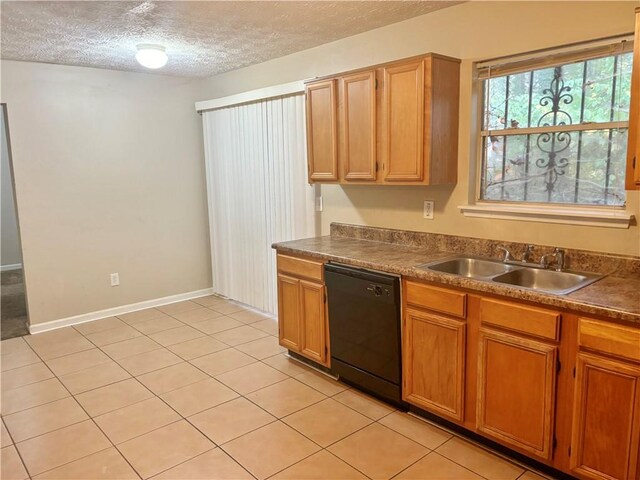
left=466, top=36, right=636, bottom=226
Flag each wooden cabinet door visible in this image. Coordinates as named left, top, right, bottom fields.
left=570, top=353, right=640, bottom=480
left=299, top=280, right=327, bottom=365
left=626, top=9, right=640, bottom=190
left=340, top=71, right=377, bottom=181
left=277, top=274, right=301, bottom=351
left=383, top=60, right=424, bottom=182
left=477, top=329, right=558, bottom=460
left=306, top=79, right=338, bottom=182
left=403, top=309, right=465, bottom=421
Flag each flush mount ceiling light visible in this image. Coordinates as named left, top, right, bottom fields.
left=135, top=44, right=168, bottom=69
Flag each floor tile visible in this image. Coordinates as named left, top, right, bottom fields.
left=229, top=309, right=272, bottom=324
left=245, top=378, right=325, bottom=417
left=436, top=437, right=525, bottom=480
left=2, top=378, right=69, bottom=415
left=75, top=378, right=154, bottom=417
left=295, top=370, right=348, bottom=396
left=86, top=325, right=142, bottom=347
left=1, top=421, right=12, bottom=447
left=188, top=397, right=276, bottom=445
left=333, top=388, right=395, bottom=419
left=153, top=447, right=252, bottom=479
left=45, top=348, right=112, bottom=376
left=212, top=326, right=268, bottom=346
left=191, top=295, right=225, bottom=308
left=395, top=451, right=483, bottom=480
left=328, top=423, right=428, bottom=480
left=94, top=397, right=180, bottom=444
left=379, top=411, right=452, bottom=449
left=149, top=325, right=204, bottom=347
left=101, top=336, right=162, bottom=360
left=118, top=308, right=166, bottom=324
left=2, top=348, right=42, bottom=371
left=215, top=362, right=287, bottom=395
left=16, top=420, right=110, bottom=476
left=1, top=362, right=53, bottom=391
left=223, top=422, right=320, bottom=480
left=1, top=337, right=31, bottom=356
left=235, top=336, right=286, bottom=360
left=161, top=378, right=238, bottom=417
left=74, top=317, right=127, bottom=336
left=129, top=316, right=184, bottom=335
left=271, top=450, right=367, bottom=479
left=191, top=317, right=243, bottom=335
left=262, top=353, right=312, bottom=376
left=59, top=361, right=131, bottom=394
left=167, top=336, right=228, bottom=360
left=190, top=348, right=255, bottom=377
left=4, top=397, right=88, bottom=442
left=1, top=445, right=29, bottom=480
left=209, top=302, right=246, bottom=315
left=33, top=447, right=139, bottom=479
left=117, top=348, right=182, bottom=376
left=171, top=308, right=222, bottom=325
left=137, top=362, right=208, bottom=395
left=119, top=420, right=213, bottom=479
left=251, top=319, right=279, bottom=335
left=26, top=329, right=94, bottom=360
left=157, top=301, right=202, bottom=316
left=283, top=398, right=371, bottom=447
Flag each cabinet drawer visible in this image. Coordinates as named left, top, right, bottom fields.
left=277, top=254, right=324, bottom=282
left=578, top=318, right=640, bottom=363
left=480, top=298, right=560, bottom=341
left=405, top=281, right=466, bottom=318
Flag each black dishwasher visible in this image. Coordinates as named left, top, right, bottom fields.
left=325, top=263, right=406, bottom=408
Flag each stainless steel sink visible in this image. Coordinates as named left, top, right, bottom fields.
left=417, top=257, right=518, bottom=278
left=415, top=255, right=604, bottom=295
left=491, top=268, right=603, bottom=295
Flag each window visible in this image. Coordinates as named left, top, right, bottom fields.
left=478, top=40, right=634, bottom=207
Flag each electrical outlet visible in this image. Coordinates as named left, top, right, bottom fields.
left=110, top=273, right=120, bottom=287
left=315, top=196, right=323, bottom=212
left=423, top=200, right=434, bottom=219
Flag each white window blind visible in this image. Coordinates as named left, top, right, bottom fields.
left=202, top=93, right=314, bottom=314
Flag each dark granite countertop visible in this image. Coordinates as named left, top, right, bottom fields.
left=273, top=235, right=640, bottom=325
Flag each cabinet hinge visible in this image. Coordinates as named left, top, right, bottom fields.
left=572, top=366, right=576, bottom=378
left=552, top=436, right=558, bottom=452
left=324, top=293, right=327, bottom=304
left=375, top=78, right=379, bottom=89
left=375, top=162, right=379, bottom=172
left=568, top=446, right=572, bottom=457
left=556, top=358, right=561, bottom=374
left=634, top=156, right=637, bottom=169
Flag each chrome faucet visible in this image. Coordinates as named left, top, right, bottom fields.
left=498, top=247, right=514, bottom=263
left=522, top=245, right=535, bottom=263
left=499, top=245, right=535, bottom=264
left=540, top=248, right=566, bottom=271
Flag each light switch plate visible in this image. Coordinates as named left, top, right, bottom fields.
left=315, top=196, right=323, bottom=212
left=423, top=200, right=434, bottom=219
left=110, top=273, right=120, bottom=287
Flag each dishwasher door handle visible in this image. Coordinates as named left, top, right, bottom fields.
left=367, top=284, right=383, bottom=296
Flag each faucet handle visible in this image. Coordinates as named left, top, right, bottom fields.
left=522, top=244, right=534, bottom=263
left=553, top=248, right=566, bottom=271
left=498, top=246, right=514, bottom=263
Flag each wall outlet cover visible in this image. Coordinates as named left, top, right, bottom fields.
left=110, top=273, right=120, bottom=287
left=315, top=196, right=323, bottom=212
left=423, top=200, right=434, bottom=219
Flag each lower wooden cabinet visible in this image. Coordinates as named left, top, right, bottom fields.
left=570, top=353, right=640, bottom=480
left=276, top=255, right=329, bottom=367
left=476, top=328, right=558, bottom=460
left=402, top=308, right=465, bottom=421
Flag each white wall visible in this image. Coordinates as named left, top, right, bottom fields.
left=1, top=61, right=211, bottom=325
left=1, top=109, right=22, bottom=268
left=199, top=1, right=640, bottom=256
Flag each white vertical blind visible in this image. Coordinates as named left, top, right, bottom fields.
left=202, top=94, right=314, bottom=314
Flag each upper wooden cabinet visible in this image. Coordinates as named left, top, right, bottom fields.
left=626, top=7, right=640, bottom=190
left=305, top=53, right=460, bottom=185
left=306, top=79, right=338, bottom=182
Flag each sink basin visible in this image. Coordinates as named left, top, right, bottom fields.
left=492, top=268, right=603, bottom=295
left=417, top=257, right=519, bottom=278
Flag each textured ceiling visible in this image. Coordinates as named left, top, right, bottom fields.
left=1, top=1, right=462, bottom=78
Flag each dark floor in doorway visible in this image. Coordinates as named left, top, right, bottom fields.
left=1, top=269, right=29, bottom=339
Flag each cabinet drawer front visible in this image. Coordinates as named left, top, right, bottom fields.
left=480, top=298, right=560, bottom=341
left=277, top=254, right=323, bottom=282
left=578, top=318, right=640, bottom=363
left=405, top=281, right=466, bottom=318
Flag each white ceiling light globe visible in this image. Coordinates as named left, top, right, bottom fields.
left=135, top=44, right=168, bottom=69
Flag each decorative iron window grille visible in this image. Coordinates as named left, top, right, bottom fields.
left=479, top=43, right=633, bottom=206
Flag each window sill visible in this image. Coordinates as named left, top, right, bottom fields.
left=458, top=203, right=634, bottom=229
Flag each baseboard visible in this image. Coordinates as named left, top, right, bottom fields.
left=29, top=287, right=215, bottom=335
left=1, top=263, right=22, bottom=272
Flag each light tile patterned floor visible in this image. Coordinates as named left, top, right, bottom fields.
left=0, top=295, right=553, bottom=480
